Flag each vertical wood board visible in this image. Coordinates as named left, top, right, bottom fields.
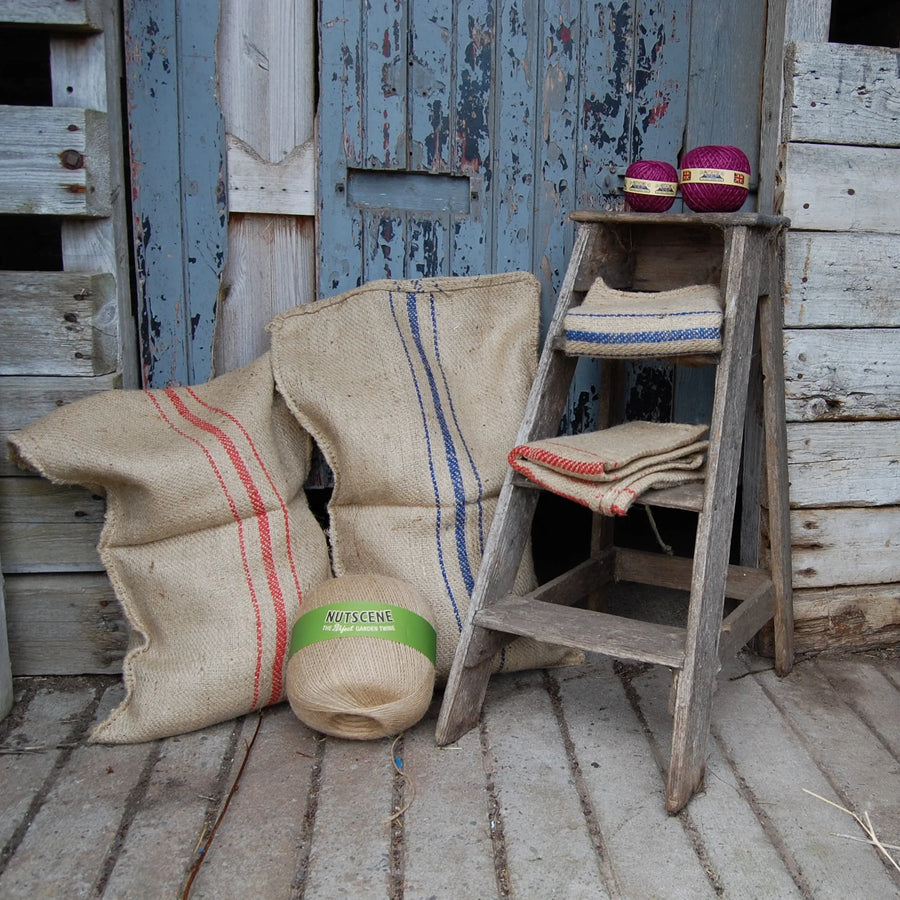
left=213, top=0, right=317, bottom=374
left=124, top=0, right=226, bottom=387
left=685, top=0, right=766, bottom=205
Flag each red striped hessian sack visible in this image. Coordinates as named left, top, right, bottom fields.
left=269, top=273, right=581, bottom=677
left=8, top=354, right=332, bottom=743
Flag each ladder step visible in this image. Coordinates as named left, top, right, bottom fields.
left=614, top=547, right=774, bottom=602
left=638, top=483, right=704, bottom=512
left=511, top=474, right=705, bottom=512
left=473, top=595, right=686, bottom=669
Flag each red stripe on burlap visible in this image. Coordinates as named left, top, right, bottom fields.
left=145, top=391, right=266, bottom=709
left=507, top=458, right=588, bottom=509
left=185, top=387, right=302, bottom=697
left=508, top=441, right=621, bottom=477
left=164, top=388, right=290, bottom=705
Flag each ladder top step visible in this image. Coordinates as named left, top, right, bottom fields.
left=569, top=210, right=791, bottom=230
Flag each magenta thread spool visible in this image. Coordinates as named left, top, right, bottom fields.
left=623, top=160, right=678, bottom=212
left=679, top=145, right=750, bottom=212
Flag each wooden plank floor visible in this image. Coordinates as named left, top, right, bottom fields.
left=0, top=649, right=898, bottom=899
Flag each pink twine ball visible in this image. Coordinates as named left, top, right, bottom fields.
left=679, top=145, right=750, bottom=212
left=624, top=160, right=678, bottom=212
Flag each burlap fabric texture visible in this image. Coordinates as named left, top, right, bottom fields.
left=564, top=277, right=723, bottom=357
left=270, top=272, right=581, bottom=677
left=509, top=421, right=709, bottom=516
left=286, top=574, right=436, bottom=740
left=8, top=354, right=332, bottom=743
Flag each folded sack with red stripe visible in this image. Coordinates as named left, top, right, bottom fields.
left=509, top=421, right=709, bottom=517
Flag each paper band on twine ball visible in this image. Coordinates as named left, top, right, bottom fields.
left=286, top=574, right=437, bottom=739
left=679, top=145, right=750, bottom=212
left=624, top=160, right=678, bottom=212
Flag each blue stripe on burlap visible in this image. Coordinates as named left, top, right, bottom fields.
left=389, top=285, right=486, bottom=633
left=565, top=326, right=721, bottom=345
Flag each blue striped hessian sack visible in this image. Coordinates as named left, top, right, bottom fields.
left=270, top=273, right=581, bottom=678
left=564, top=277, right=724, bottom=358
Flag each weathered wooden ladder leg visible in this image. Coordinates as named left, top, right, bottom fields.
left=434, top=224, right=595, bottom=745
left=759, top=233, right=795, bottom=677
left=664, top=225, right=764, bottom=812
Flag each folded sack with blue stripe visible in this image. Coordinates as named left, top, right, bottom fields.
left=564, top=277, right=723, bottom=358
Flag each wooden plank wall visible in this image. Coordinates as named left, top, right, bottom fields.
left=212, top=0, right=317, bottom=375
left=777, top=37, right=900, bottom=652
left=0, top=0, right=133, bottom=675
left=123, top=0, right=226, bottom=389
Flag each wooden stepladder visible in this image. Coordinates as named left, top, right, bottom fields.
left=435, top=211, right=794, bottom=814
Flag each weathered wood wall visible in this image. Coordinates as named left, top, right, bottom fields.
left=212, top=0, right=317, bottom=374
left=124, top=0, right=226, bottom=388
left=0, top=0, right=133, bottom=675
left=776, top=36, right=900, bottom=652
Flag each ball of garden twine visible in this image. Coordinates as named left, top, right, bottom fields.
left=679, top=145, right=750, bottom=212
left=624, top=160, right=678, bottom=212
left=286, top=574, right=436, bottom=740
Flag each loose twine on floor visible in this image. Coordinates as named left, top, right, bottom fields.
left=181, top=711, right=265, bottom=900
left=804, top=789, right=900, bottom=873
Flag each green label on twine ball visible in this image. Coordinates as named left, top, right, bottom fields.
left=290, top=602, right=437, bottom=665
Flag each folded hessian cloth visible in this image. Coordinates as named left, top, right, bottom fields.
left=564, top=277, right=723, bottom=357
left=509, top=421, right=709, bottom=516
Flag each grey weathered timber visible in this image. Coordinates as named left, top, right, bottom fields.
left=780, top=143, right=900, bottom=233
left=777, top=35, right=900, bottom=655
left=436, top=212, right=794, bottom=814
left=0, top=374, right=120, bottom=478
left=0, top=106, right=110, bottom=218
left=791, top=585, right=900, bottom=653
left=784, top=231, right=900, bottom=328
left=786, top=421, right=900, bottom=508
left=0, top=479, right=104, bottom=575
left=0, top=0, right=103, bottom=29
left=0, top=272, right=117, bottom=377
left=213, top=0, right=317, bottom=376
left=783, top=329, right=900, bottom=421
left=784, top=42, right=900, bottom=148
left=758, top=235, right=794, bottom=669
left=790, top=507, right=900, bottom=589
left=4, top=573, right=124, bottom=676
left=0, top=549, right=10, bottom=720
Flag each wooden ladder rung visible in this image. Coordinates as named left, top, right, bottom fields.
left=510, top=476, right=706, bottom=512
left=638, top=483, right=705, bottom=512
left=719, top=584, right=775, bottom=662
left=614, top=548, right=774, bottom=602
left=473, top=595, right=687, bottom=669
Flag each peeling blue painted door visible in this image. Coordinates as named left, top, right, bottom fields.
left=318, top=0, right=695, bottom=431
left=124, top=0, right=226, bottom=388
